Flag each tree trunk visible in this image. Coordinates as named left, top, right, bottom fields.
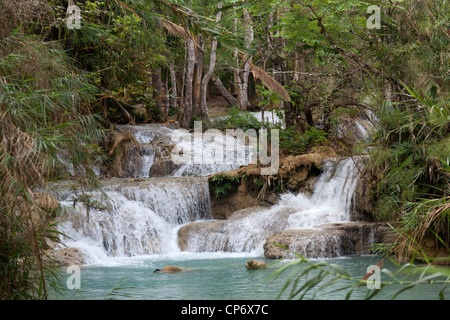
left=183, top=38, right=196, bottom=128
left=284, top=101, right=295, bottom=129
left=233, top=8, right=253, bottom=111
left=164, top=70, right=169, bottom=121
left=193, top=34, right=203, bottom=118
left=233, top=10, right=242, bottom=106
left=200, top=2, right=223, bottom=120
left=152, top=67, right=163, bottom=119
left=240, top=8, right=253, bottom=110
left=170, top=62, right=177, bottom=112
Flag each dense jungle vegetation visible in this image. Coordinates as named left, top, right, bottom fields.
left=0, top=0, right=448, bottom=299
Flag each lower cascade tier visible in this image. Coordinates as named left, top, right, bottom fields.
left=53, top=157, right=386, bottom=264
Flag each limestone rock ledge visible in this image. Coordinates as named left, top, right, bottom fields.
left=264, top=222, right=391, bottom=259
left=208, top=153, right=325, bottom=219
left=46, top=247, right=87, bottom=267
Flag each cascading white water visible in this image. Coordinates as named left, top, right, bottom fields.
left=170, top=128, right=254, bottom=177
left=56, top=177, right=212, bottom=263
left=126, top=144, right=156, bottom=178
left=286, top=157, right=360, bottom=228
left=181, top=157, right=362, bottom=256
left=116, top=123, right=254, bottom=178
left=57, top=119, right=366, bottom=262
left=251, top=110, right=285, bottom=129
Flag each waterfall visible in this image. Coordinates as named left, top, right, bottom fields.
left=56, top=120, right=367, bottom=262
left=116, top=123, right=253, bottom=178
left=56, top=177, right=212, bottom=263
left=180, top=158, right=362, bottom=256
left=286, top=157, right=360, bottom=228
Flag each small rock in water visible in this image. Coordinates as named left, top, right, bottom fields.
left=153, top=266, right=187, bottom=273
left=246, top=259, right=266, bottom=270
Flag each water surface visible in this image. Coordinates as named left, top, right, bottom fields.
left=51, top=254, right=449, bottom=300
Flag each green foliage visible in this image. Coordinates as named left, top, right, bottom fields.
left=269, top=249, right=450, bottom=300
left=257, top=85, right=283, bottom=110
left=207, top=107, right=264, bottom=132
left=0, top=30, right=106, bottom=299
left=280, top=126, right=328, bottom=155
left=369, top=81, right=449, bottom=258
left=210, top=174, right=242, bottom=198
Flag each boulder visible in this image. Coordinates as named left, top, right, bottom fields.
left=33, top=192, right=60, bottom=212
left=403, top=231, right=450, bottom=266
left=264, top=228, right=346, bottom=259
left=49, top=247, right=86, bottom=267
left=210, top=191, right=269, bottom=220
left=153, top=266, right=189, bottom=273
left=103, top=130, right=139, bottom=177
left=264, top=222, right=389, bottom=259
left=148, top=142, right=183, bottom=177
left=246, top=259, right=267, bottom=270
left=177, top=219, right=226, bottom=251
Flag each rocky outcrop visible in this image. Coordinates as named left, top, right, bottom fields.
left=48, top=247, right=87, bottom=267
left=264, top=222, right=390, bottom=259
left=177, top=206, right=297, bottom=252
left=277, top=153, right=323, bottom=192
left=153, top=266, right=192, bottom=273
left=148, top=142, right=181, bottom=177
left=33, top=192, right=60, bottom=213
left=103, top=130, right=140, bottom=178
left=208, top=153, right=325, bottom=218
left=210, top=178, right=272, bottom=219
left=246, top=259, right=266, bottom=270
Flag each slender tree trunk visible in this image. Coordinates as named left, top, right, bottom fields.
left=240, top=8, right=253, bottom=110
left=177, top=42, right=187, bottom=125
left=193, top=35, right=203, bottom=118
left=183, top=38, right=196, bottom=128
left=293, top=51, right=299, bottom=82
left=200, top=2, right=223, bottom=120
left=233, top=10, right=242, bottom=106
left=170, top=62, right=177, bottom=112
left=152, top=67, right=163, bottom=119
left=233, top=8, right=253, bottom=111
left=164, top=70, right=169, bottom=121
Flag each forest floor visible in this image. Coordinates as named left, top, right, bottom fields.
left=207, top=95, right=231, bottom=118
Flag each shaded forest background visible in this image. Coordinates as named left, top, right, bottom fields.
left=0, top=0, right=448, bottom=299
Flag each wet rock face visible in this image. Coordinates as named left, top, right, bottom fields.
left=351, top=175, right=376, bottom=222
left=263, top=228, right=346, bottom=259
left=263, top=222, right=389, bottom=259
left=148, top=143, right=181, bottom=177
left=49, top=247, right=86, bottom=267
left=207, top=153, right=325, bottom=219
left=103, top=130, right=140, bottom=178
left=177, top=207, right=297, bottom=253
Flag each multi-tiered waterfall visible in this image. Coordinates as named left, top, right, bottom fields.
left=55, top=118, right=376, bottom=265
left=177, top=157, right=362, bottom=257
